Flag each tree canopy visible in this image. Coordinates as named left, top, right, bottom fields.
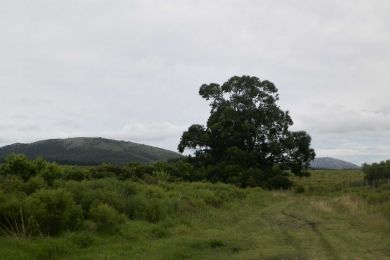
left=178, top=75, right=315, bottom=188
left=362, top=160, right=390, bottom=185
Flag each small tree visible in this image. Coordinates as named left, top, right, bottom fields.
left=178, top=76, right=315, bottom=187
left=0, top=154, right=37, bottom=181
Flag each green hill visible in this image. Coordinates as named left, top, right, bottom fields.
left=310, top=157, right=360, bottom=169
left=0, top=137, right=182, bottom=165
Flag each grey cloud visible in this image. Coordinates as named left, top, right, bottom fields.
left=312, top=131, right=390, bottom=164
left=0, top=0, right=389, bottom=164
left=102, top=122, right=186, bottom=142
left=294, top=103, right=390, bottom=134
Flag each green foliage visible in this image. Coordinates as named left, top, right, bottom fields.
left=0, top=195, right=30, bottom=236
left=22, top=176, right=47, bottom=194
left=151, top=223, right=171, bottom=238
left=362, top=160, right=390, bottom=184
left=178, top=76, right=315, bottom=188
left=266, top=175, right=293, bottom=190
left=61, top=167, right=90, bottom=181
left=0, top=189, right=82, bottom=236
left=294, top=184, right=305, bottom=193
left=29, top=189, right=83, bottom=235
left=0, top=154, right=37, bottom=181
left=89, top=203, right=126, bottom=234
left=38, top=162, right=64, bottom=186
left=144, top=200, right=166, bottom=223
left=0, top=167, right=389, bottom=259
left=0, top=176, right=24, bottom=194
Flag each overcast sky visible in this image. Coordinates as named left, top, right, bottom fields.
left=1, top=0, right=389, bottom=165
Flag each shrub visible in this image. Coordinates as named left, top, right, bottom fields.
left=89, top=203, right=126, bottom=234
left=30, top=189, right=83, bottom=235
left=195, top=190, right=223, bottom=208
left=152, top=170, right=171, bottom=183
left=151, top=223, right=171, bottom=239
left=0, top=154, right=37, bottom=181
left=61, top=167, right=89, bottom=181
left=362, top=161, right=390, bottom=184
left=294, top=184, right=305, bottom=193
left=121, top=181, right=137, bottom=197
left=0, top=195, right=30, bottom=236
left=266, top=175, right=293, bottom=190
left=0, top=176, right=24, bottom=193
left=125, top=195, right=147, bottom=219
left=144, top=200, right=166, bottom=223
left=70, top=232, right=95, bottom=248
left=22, top=176, right=47, bottom=195
left=89, top=164, right=118, bottom=179
left=38, top=163, right=64, bottom=186
left=61, top=179, right=121, bottom=212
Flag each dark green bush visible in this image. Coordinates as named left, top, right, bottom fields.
left=121, top=181, right=137, bottom=197
left=124, top=194, right=147, bottom=219
left=294, top=185, right=305, bottom=193
left=70, top=232, right=95, bottom=248
left=38, top=163, right=63, bottom=186
left=22, top=176, right=47, bottom=195
left=266, top=175, right=293, bottom=190
left=144, top=200, right=166, bottom=223
left=89, top=203, right=126, bottom=234
left=362, top=161, right=390, bottom=184
left=0, top=194, right=30, bottom=236
left=0, top=176, right=24, bottom=194
left=29, top=189, right=83, bottom=235
left=0, top=154, right=37, bottom=181
left=151, top=223, right=171, bottom=239
left=61, top=167, right=90, bottom=181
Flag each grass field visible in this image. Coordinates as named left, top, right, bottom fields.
left=0, top=170, right=389, bottom=260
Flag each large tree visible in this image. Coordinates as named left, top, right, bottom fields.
left=178, top=76, right=315, bottom=187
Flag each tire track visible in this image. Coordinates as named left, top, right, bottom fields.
left=281, top=208, right=341, bottom=260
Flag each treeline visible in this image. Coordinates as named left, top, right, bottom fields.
left=362, top=160, right=390, bottom=185
left=0, top=154, right=248, bottom=237
left=0, top=154, right=294, bottom=189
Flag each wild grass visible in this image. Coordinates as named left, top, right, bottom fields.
left=0, top=169, right=389, bottom=259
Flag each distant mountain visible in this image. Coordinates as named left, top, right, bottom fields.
left=0, top=137, right=182, bottom=165
left=310, top=157, right=360, bottom=169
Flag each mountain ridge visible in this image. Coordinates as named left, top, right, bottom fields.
left=310, top=157, right=360, bottom=169
left=0, top=137, right=182, bottom=165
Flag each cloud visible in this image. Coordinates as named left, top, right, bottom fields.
left=102, top=122, right=186, bottom=142
left=294, top=103, right=390, bottom=134
left=0, top=0, right=389, bottom=163
left=311, top=131, right=390, bottom=165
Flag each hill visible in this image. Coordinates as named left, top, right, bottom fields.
left=310, top=157, right=360, bottom=169
left=0, top=137, right=182, bottom=165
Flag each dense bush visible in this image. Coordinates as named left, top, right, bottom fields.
left=0, top=152, right=298, bottom=189
left=29, top=189, right=83, bottom=235
left=22, top=176, right=47, bottom=195
left=362, top=160, right=390, bottom=185
left=0, top=154, right=38, bottom=181
left=89, top=203, right=126, bottom=234
left=266, top=175, right=293, bottom=190
left=0, top=155, right=253, bottom=237
left=0, top=189, right=82, bottom=236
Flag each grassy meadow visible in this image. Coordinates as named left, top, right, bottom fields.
left=0, top=166, right=389, bottom=260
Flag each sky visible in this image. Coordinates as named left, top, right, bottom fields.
left=1, top=0, right=389, bottom=165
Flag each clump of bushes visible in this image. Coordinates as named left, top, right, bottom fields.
left=89, top=203, right=126, bottom=234
left=0, top=155, right=251, bottom=237
left=294, top=184, right=305, bottom=193
left=362, top=160, right=390, bottom=185
left=0, top=189, right=82, bottom=236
